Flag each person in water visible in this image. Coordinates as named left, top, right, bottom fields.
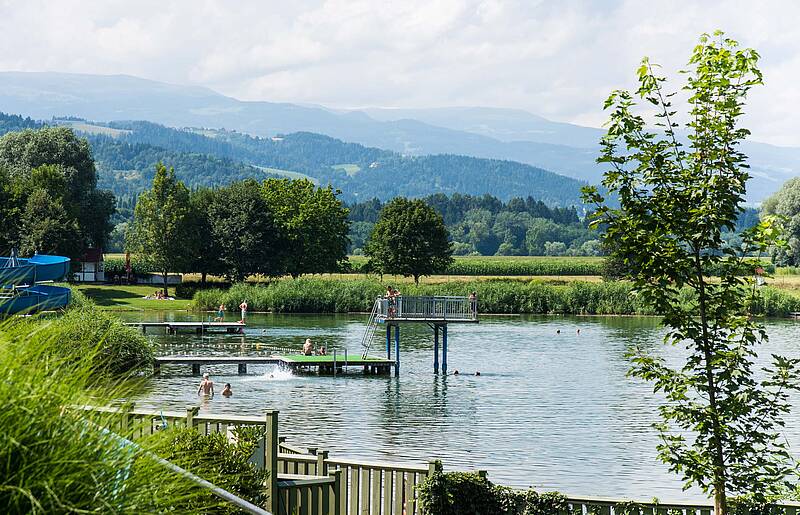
left=222, top=383, right=232, bottom=397
left=197, top=373, right=214, bottom=397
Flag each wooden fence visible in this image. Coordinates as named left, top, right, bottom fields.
left=85, top=405, right=800, bottom=515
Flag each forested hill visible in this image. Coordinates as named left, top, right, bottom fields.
left=104, top=120, right=588, bottom=205
left=0, top=113, right=588, bottom=205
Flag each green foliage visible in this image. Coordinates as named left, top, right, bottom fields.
left=51, top=301, right=155, bottom=376
left=0, top=317, right=206, bottom=513
left=186, top=276, right=800, bottom=316
left=148, top=427, right=269, bottom=513
left=348, top=255, right=605, bottom=276
left=366, top=198, right=454, bottom=284
left=127, top=163, right=193, bottom=295
left=762, top=177, right=800, bottom=266
left=583, top=32, right=800, bottom=512
left=104, top=253, right=160, bottom=276
left=262, top=178, right=350, bottom=277
left=208, top=179, right=285, bottom=281
left=417, top=461, right=570, bottom=515
left=0, top=126, right=115, bottom=255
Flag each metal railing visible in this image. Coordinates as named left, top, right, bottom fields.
left=376, top=295, right=476, bottom=320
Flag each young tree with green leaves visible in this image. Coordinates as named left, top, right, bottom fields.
left=261, top=178, right=350, bottom=278
left=127, top=163, right=193, bottom=296
left=583, top=32, right=800, bottom=514
left=366, top=198, right=453, bottom=284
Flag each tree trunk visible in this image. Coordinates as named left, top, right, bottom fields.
left=201, top=272, right=207, bottom=286
left=163, top=271, right=169, bottom=297
left=414, top=274, right=419, bottom=285
left=694, top=250, right=727, bottom=515
left=714, top=484, right=727, bottom=515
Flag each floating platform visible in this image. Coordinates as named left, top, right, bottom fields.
left=125, top=321, right=246, bottom=334
left=154, top=354, right=395, bottom=376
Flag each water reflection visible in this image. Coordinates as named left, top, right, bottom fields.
left=126, top=311, right=800, bottom=501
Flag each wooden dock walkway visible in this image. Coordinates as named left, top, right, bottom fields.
left=125, top=321, right=246, bottom=334
left=154, top=353, right=396, bottom=375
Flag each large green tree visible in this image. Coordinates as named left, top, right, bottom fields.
left=127, top=163, right=193, bottom=296
left=187, top=188, right=225, bottom=284
left=365, top=198, right=453, bottom=284
left=583, top=32, right=800, bottom=514
left=262, top=178, right=350, bottom=278
left=0, top=127, right=115, bottom=252
left=19, top=188, right=81, bottom=258
left=208, top=180, right=284, bottom=282
left=762, top=177, right=800, bottom=266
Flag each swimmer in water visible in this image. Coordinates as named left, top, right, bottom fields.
left=475, top=371, right=481, bottom=376
left=556, top=329, right=561, bottom=334
left=453, top=370, right=459, bottom=376
left=197, top=373, right=214, bottom=397
left=222, top=383, right=232, bottom=397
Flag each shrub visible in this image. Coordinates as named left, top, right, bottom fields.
left=417, top=461, right=572, bottom=515
left=147, top=427, right=269, bottom=513
left=51, top=300, right=155, bottom=375
left=0, top=320, right=207, bottom=512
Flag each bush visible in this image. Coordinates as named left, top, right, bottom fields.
left=417, top=461, right=572, bottom=515
left=51, top=299, right=155, bottom=375
left=104, top=254, right=160, bottom=277
left=0, top=320, right=207, bottom=512
left=147, top=427, right=269, bottom=513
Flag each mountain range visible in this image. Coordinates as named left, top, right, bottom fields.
left=0, top=71, right=797, bottom=202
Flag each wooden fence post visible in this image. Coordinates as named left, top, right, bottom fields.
left=330, top=469, right=342, bottom=515
left=265, top=410, right=279, bottom=515
left=317, top=450, right=329, bottom=476
left=121, top=402, right=135, bottom=436
left=185, top=405, right=198, bottom=430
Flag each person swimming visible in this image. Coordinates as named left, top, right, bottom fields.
left=197, top=373, right=214, bottom=397
left=222, top=383, right=232, bottom=397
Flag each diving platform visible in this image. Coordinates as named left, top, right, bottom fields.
left=125, top=321, right=246, bottom=334
left=361, top=295, right=479, bottom=374
left=154, top=353, right=395, bottom=376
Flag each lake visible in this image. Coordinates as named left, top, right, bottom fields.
left=123, top=311, right=800, bottom=501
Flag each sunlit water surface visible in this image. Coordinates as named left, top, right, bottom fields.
left=123, top=311, right=800, bottom=501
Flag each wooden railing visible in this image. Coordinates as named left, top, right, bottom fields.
left=89, top=405, right=800, bottom=515
left=376, top=295, right=476, bottom=320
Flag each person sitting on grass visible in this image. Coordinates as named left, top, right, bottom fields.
left=302, top=338, right=314, bottom=356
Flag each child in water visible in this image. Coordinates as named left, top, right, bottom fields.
left=222, top=383, right=233, bottom=397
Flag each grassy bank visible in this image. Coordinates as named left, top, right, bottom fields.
left=190, top=277, right=800, bottom=317
left=73, top=284, right=193, bottom=311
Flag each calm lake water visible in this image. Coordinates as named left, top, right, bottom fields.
left=123, top=311, right=800, bottom=501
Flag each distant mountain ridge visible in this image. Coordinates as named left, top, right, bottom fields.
left=0, top=71, right=797, bottom=201
left=0, top=113, right=589, bottom=206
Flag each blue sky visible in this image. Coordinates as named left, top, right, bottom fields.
left=1, top=0, right=799, bottom=146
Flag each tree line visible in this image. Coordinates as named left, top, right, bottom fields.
left=127, top=165, right=351, bottom=293
left=348, top=192, right=599, bottom=257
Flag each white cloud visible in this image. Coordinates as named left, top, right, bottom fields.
left=1, top=0, right=799, bottom=145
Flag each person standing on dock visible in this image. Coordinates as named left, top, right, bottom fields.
left=469, top=291, right=478, bottom=318
left=197, top=373, right=214, bottom=397
left=239, top=300, right=248, bottom=323
left=214, top=303, right=225, bottom=322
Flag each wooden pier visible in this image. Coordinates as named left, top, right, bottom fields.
left=154, top=353, right=395, bottom=376
left=125, top=321, right=245, bottom=334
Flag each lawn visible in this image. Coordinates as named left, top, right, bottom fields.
left=74, top=284, right=192, bottom=311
